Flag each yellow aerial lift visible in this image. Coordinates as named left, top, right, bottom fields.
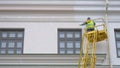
left=78, top=18, right=108, bottom=68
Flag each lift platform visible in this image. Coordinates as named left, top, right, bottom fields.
left=78, top=22, right=108, bottom=68
left=86, top=24, right=108, bottom=42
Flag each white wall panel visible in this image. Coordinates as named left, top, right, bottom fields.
left=0, top=22, right=81, bottom=54
left=108, top=23, right=120, bottom=65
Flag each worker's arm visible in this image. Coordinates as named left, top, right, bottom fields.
left=80, top=22, right=87, bottom=26
left=94, top=21, right=96, bottom=25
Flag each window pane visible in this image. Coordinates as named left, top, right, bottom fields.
left=67, top=41, right=73, bottom=48
left=67, top=49, right=73, bottom=54
left=16, top=49, right=22, bottom=54
left=17, top=32, right=23, bottom=38
left=117, top=49, right=120, bottom=56
left=9, top=32, right=16, bottom=37
left=75, top=49, right=80, bottom=54
left=59, top=32, right=65, bottom=38
left=67, top=32, right=73, bottom=38
left=1, top=41, right=7, bottom=48
left=75, top=32, right=80, bottom=38
left=116, top=32, right=120, bottom=38
left=117, top=41, right=120, bottom=48
left=0, top=49, right=6, bottom=54
left=8, top=49, right=14, bottom=54
left=75, top=41, right=80, bottom=48
left=16, top=42, right=22, bottom=48
left=1, top=32, right=7, bottom=38
left=60, top=49, right=65, bottom=54
left=8, top=41, right=15, bottom=48
left=59, top=41, right=65, bottom=48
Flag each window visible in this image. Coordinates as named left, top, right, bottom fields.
left=0, top=29, right=24, bottom=55
left=115, top=29, right=120, bottom=57
left=58, top=29, right=81, bottom=54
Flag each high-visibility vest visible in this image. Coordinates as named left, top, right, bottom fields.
left=86, top=20, right=94, bottom=29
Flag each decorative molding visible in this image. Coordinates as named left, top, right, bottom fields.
left=0, top=0, right=119, bottom=22
left=0, top=54, right=106, bottom=65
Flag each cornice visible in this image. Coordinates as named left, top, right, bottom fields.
left=0, top=0, right=119, bottom=22
left=0, top=0, right=105, bottom=11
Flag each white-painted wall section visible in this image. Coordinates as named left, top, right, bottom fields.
left=0, top=0, right=120, bottom=67
left=108, top=23, right=120, bottom=65
left=0, top=22, right=81, bottom=54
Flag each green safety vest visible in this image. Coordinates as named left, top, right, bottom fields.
left=86, top=20, right=95, bottom=29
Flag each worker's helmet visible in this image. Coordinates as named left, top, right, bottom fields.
left=87, top=17, right=91, bottom=20
left=86, top=17, right=91, bottom=23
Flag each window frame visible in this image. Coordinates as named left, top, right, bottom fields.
left=58, top=29, right=82, bottom=55
left=0, top=29, right=24, bottom=55
left=115, top=29, right=120, bottom=58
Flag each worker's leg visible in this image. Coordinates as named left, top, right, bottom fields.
left=87, top=28, right=94, bottom=32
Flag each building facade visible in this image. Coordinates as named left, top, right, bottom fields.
left=0, top=0, right=120, bottom=68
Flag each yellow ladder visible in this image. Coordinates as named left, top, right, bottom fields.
left=78, top=24, right=108, bottom=68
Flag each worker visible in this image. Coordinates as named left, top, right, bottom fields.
left=80, top=17, right=95, bottom=32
